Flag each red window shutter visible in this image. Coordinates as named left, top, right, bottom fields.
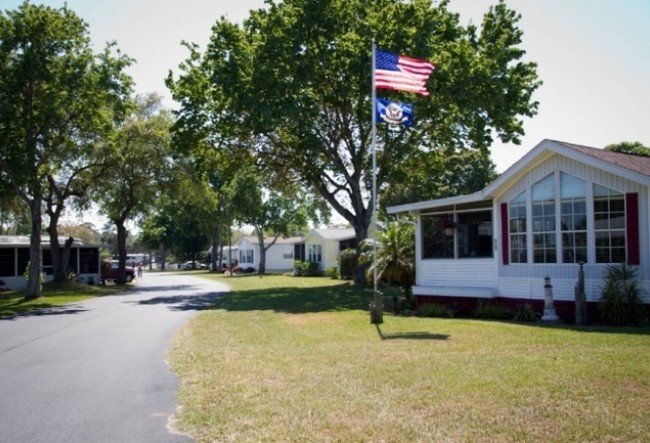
left=500, top=203, right=509, bottom=265
left=626, top=193, right=640, bottom=265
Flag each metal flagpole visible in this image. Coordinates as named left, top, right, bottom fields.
left=370, top=39, right=382, bottom=324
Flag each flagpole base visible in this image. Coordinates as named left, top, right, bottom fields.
left=370, top=292, right=384, bottom=324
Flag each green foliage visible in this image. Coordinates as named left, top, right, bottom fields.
left=94, top=93, right=174, bottom=279
left=472, top=301, right=514, bottom=320
left=361, top=222, right=415, bottom=304
left=416, top=303, right=454, bottom=318
left=22, top=262, right=44, bottom=295
left=599, top=263, right=645, bottom=326
left=382, top=148, right=498, bottom=208
left=0, top=2, right=133, bottom=296
left=168, top=0, right=541, bottom=259
left=294, top=260, right=321, bottom=277
left=604, top=141, right=650, bottom=158
left=325, top=266, right=339, bottom=280
left=337, top=248, right=357, bottom=280
left=228, top=165, right=323, bottom=274
left=513, top=304, right=540, bottom=322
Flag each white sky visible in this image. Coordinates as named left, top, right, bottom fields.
left=3, top=0, right=649, bottom=175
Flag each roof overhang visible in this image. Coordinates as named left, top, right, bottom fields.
left=387, top=139, right=650, bottom=215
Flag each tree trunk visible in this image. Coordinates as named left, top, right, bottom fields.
left=25, top=197, right=43, bottom=299
left=354, top=224, right=369, bottom=284
left=115, top=222, right=128, bottom=284
left=46, top=206, right=69, bottom=281
left=48, top=216, right=75, bottom=282
left=210, top=225, right=220, bottom=272
left=61, top=236, right=74, bottom=278
left=256, top=229, right=266, bottom=275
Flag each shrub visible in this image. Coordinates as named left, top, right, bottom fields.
left=338, top=248, right=357, bottom=280
left=306, top=262, right=321, bottom=276
left=599, top=263, right=645, bottom=325
left=293, top=260, right=308, bottom=276
left=513, top=304, right=540, bottom=322
left=325, top=266, right=339, bottom=279
left=472, top=301, right=514, bottom=320
left=294, top=260, right=321, bottom=277
left=416, top=303, right=454, bottom=318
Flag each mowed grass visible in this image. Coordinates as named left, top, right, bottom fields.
left=169, top=274, right=650, bottom=442
left=0, top=281, right=128, bottom=317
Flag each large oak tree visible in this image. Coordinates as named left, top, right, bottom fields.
left=168, top=0, right=541, bottom=276
left=0, top=3, right=132, bottom=297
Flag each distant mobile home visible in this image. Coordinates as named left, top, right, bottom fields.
left=0, top=236, right=101, bottom=290
left=236, top=235, right=302, bottom=273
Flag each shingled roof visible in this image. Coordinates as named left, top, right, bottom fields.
left=551, top=140, right=650, bottom=178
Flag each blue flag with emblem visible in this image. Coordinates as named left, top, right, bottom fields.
left=375, top=97, right=414, bottom=127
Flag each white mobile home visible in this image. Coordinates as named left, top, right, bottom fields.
left=236, top=236, right=302, bottom=273
left=0, top=236, right=101, bottom=290
left=387, top=139, right=650, bottom=322
left=302, top=228, right=357, bottom=271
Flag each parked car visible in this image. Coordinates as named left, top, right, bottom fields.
left=101, top=260, right=135, bottom=284
left=180, top=261, right=208, bottom=270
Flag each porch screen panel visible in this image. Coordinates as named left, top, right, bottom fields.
left=17, top=247, right=30, bottom=276
left=560, top=173, right=587, bottom=263
left=0, top=249, right=15, bottom=276
left=532, top=174, right=556, bottom=263
left=457, top=210, right=492, bottom=258
left=42, top=249, right=53, bottom=275
left=80, top=248, right=100, bottom=273
left=594, top=184, right=625, bottom=263
left=421, top=214, right=454, bottom=259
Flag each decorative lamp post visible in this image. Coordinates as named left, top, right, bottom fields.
left=541, top=275, right=560, bottom=323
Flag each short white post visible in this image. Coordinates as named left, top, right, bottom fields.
left=541, top=275, right=560, bottom=323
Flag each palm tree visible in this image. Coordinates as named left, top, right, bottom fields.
left=361, top=222, right=416, bottom=307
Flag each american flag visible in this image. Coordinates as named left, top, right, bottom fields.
left=374, top=49, right=435, bottom=96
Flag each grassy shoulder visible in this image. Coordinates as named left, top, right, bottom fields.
left=169, top=274, right=650, bottom=443
left=0, top=280, right=130, bottom=317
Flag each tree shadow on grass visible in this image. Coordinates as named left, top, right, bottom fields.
left=133, top=292, right=224, bottom=311
left=212, top=282, right=376, bottom=314
left=0, top=302, right=88, bottom=320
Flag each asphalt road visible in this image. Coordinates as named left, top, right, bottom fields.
left=0, top=271, right=228, bottom=443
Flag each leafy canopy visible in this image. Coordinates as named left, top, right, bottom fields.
left=168, top=0, right=541, bottom=245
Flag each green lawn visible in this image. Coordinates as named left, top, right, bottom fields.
left=169, top=274, right=650, bottom=443
left=0, top=281, right=128, bottom=317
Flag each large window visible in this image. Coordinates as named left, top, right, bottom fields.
left=560, top=173, right=587, bottom=263
left=422, top=211, right=492, bottom=259
left=307, top=244, right=322, bottom=263
left=594, top=184, right=626, bottom=263
left=240, top=249, right=254, bottom=264
left=505, top=172, right=629, bottom=266
left=509, top=191, right=527, bottom=263
left=532, top=174, right=556, bottom=263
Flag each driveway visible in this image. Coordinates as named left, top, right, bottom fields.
left=0, top=271, right=228, bottom=443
